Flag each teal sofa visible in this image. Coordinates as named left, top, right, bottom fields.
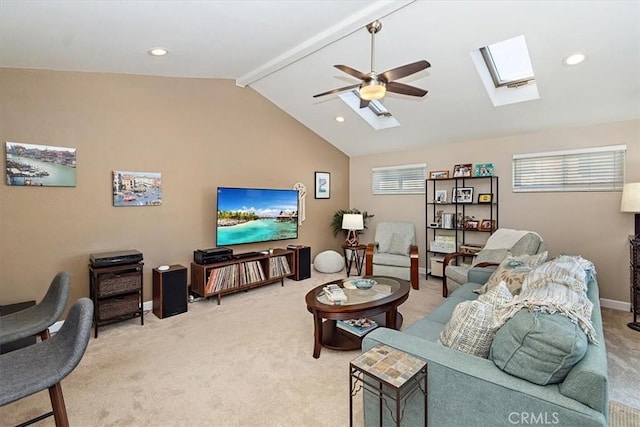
left=362, top=268, right=608, bottom=427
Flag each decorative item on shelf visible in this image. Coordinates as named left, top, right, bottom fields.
left=453, top=163, right=473, bottom=177
left=478, top=193, right=493, bottom=204
left=435, top=210, right=444, bottom=227
left=434, top=190, right=447, bottom=203
left=459, top=244, right=484, bottom=255
left=456, top=212, right=464, bottom=229
left=479, top=219, right=496, bottom=231
left=337, top=317, right=378, bottom=337
left=621, top=182, right=640, bottom=237
left=474, top=163, right=494, bottom=177
left=429, top=170, right=450, bottom=179
left=342, top=214, right=364, bottom=246
left=452, top=187, right=474, bottom=203
left=464, top=219, right=480, bottom=230
left=430, top=235, right=456, bottom=253
left=314, top=171, right=331, bottom=199
left=441, top=213, right=454, bottom=229
left=331, top=208, right=374, bottom=240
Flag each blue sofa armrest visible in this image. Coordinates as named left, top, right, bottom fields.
left=362, top=328, right=606, bottom=427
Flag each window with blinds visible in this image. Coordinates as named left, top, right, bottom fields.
left=372, top=163, right=427, bottom=195
left=513, top=145, right=626, bottom=192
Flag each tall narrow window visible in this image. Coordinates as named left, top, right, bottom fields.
left=513, top=145, right=626, bottom=192
left=372, top=163, right=426, bottom=195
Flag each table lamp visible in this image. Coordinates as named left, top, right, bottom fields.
left=621, top=182, right=640, bottom=237
left=342, top=214, right=364, bottom=246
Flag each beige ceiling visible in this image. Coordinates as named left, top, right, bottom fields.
left=1, top=0, right=639, bottom=156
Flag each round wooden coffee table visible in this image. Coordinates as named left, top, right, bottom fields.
left=305, top=276, right=410, bottom=358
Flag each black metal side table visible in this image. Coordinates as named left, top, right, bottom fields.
left=343, top=244, right=367, bottom=277
left=350, top=344, right=427, bottom=426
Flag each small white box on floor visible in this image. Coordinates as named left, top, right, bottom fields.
left=430, top=256, right=444, bottom=277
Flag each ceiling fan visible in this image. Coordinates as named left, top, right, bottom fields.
left=313, top=20, right=430, bottom=108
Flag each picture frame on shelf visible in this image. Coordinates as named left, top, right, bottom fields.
left=479, top=219, right=496, bottom=231
left=474, top=163, right=494, bottom=177
left=434, top=190, right=447, bottom=203
left=453, top=163, right=473, bottom=177
left=452, top=187, right=474, bottom=203
left=478, top=193, right=493, bottom=204
left=314, top=171, right=330, bottom=199
left=429, top=170, right=450, bottom=179
left=464, top=220, right=479, bottom=230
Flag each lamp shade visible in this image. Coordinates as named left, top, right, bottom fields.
left=359, top=79, right=386, bottom=101
left=342, top=214, right=364, bottom=230
left=621, top=183, right=640, bottom=212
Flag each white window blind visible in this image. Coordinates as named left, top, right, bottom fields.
left=513, top=145, right=626, bottom=192
left=372, top=163, right=426, bottom=195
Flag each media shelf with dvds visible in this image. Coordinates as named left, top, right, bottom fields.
left=191, top=248, right=295, bottom=304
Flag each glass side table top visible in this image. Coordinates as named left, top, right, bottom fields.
left=316, top=276, right=401, bottom=306
left=351, top=344, right=427, bottom=388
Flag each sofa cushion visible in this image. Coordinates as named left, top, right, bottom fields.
left=372, top=252, right=411, bottom=268
left=490, top=310, right=588, bottom=385
left=437, top=284, right=512, bottom=358
left=476, top=251, right=548, bottom=295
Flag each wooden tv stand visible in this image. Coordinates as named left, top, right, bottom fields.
left=190, top=248, right=295, bottom=304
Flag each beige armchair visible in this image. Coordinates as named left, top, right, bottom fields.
left=442, top=229, right=545, bottom=297
left=365, top=222, right=419, bottom=290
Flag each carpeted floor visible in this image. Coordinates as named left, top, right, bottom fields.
left=0, top=272, right=637, bottom=426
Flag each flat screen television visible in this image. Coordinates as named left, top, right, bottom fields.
left=216, top=187, right=299, bottom=246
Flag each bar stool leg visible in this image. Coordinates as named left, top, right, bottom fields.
left=48, top=382, right=69, bottom=427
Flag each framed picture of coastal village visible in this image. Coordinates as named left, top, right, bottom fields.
left=5, top=142, right=77, bottom=187
left=112, top=171, right=162, bottom=207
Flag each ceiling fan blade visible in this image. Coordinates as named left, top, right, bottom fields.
left=386, top=81, right=428, bottom=97
left=334, top=65, right=368, bottom=80
left=379, top=60, right=431, bottom=82
left=313, top=83, right=361, bottom=98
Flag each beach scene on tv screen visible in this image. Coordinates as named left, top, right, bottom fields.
left=217, top=188, right=298, bottom=246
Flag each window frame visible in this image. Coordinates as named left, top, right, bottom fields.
left=512, top=145, right=626, bottom=193
left=372, top=163, right=427, bottom=195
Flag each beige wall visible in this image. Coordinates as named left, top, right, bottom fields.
left=350, top=120, right=640, bottom=302
left=0, top=68, right=349, bottom=310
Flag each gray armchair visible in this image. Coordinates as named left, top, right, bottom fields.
left=442, top=229, right=545, bottom=297
left=365, top=221, right=419, bottom=289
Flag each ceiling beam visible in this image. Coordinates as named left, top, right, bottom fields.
left=235, top=0, right=414, bottom=87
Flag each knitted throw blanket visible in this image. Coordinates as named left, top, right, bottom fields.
left=499, top=256, right=597, bottom=343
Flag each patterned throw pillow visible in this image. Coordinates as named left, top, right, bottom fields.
left=475, top=251, right=548, bottom=295
left=522, top=255, right=586, bottom=293
left=437, top=283, right=513, bottom=358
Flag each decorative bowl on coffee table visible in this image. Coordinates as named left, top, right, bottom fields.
left=352, top=278, right=377, bottom=289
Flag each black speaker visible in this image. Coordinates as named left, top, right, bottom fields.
left=153, top=265, right=188, bottom=319
left=289, top=245, right=311, bottom=281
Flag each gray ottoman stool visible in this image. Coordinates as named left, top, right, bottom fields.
left=313, top=250, right=344, bottom=273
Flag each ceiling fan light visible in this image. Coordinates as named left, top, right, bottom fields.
left=359, top=80, right=386, bottom=100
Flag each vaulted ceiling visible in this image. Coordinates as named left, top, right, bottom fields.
left=1, top=1, right=639, bottom=156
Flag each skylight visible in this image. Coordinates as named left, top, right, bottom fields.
left=480, top=35, right=535, bottom=88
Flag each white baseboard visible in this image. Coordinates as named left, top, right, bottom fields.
left=600, top=298, right=631, bottom=312
left=49, top=300, right=154, bottom=335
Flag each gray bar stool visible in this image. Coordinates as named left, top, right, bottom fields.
left=0, top=271, right=71, bottom=345
left=0, top=298, right=94, bottom=427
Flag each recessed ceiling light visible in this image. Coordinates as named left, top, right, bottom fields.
left=335, top=116, right=345, bottom=123
left=148, top=47, right=169, bottom=56
left=563, top=53, right=586, bottom=66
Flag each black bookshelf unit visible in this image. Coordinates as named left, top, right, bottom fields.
left=426, top=176, right=499, bottom=277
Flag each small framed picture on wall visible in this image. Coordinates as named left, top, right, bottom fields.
left=314, top=171, right=330, bottom=199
